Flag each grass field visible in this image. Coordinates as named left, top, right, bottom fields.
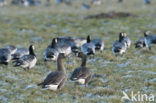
left=0, top=0, right=156, bottom=103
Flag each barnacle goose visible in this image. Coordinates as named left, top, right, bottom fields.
left=12, top=48, right=29, bottom=60
left=38, top=53, right=67, bottom=91
left=112, top=33, right=127, bottom=55
left=14, top=45, right=37, bottom=69
left=56, top=36, right=86, bottom=53
left=43, top=38, right=71, bottom=61
left=81, top=35, right=95, bottom=55
left=121, top=32, right=131, bottom=48
left=144, top=31, right=156, bottom=50
left=0, top=48, right=11, bottom=65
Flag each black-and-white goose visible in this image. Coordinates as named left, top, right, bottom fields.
left=120, top=32, right=131, bottom=48
left=38, top=53, right=67, bottom=91
left=0, top=48, right=12, bottom=65
left=144, top=31, right=156, bottom=50
left=91, top=38, right=104, bottom=52
left=12, top=48, right=29, bottom=60
left=57, top=36, right=86, bottom=53
left=112, top=33, right=127, bottom=55
left=135, top=37, right=146, bottom=49
left=14, top=45, right=37, bottom=69
left=70, top=52, right=92, bottom=87
left=81, top=35, right=95, bottom=55
left=4, top=45, right=17, bottom=55
left=43, top=38, right=71, bottom=61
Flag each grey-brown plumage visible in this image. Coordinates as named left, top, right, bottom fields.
left=70, top=52, right=92, bottom=87
left=38, top=53, right=67, bottom=91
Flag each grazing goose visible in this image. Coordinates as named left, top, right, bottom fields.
left=91, top=38, right=104, bottom=52
left=135, top=37, right=146, bottom=49
left=4, top=45, right=17, bottom=55
left=12, top=48, right=29, bottom=60
left=38, top=53, right=67, bottom=91
left=120, top=32, right=131, bottom=48
left=57, top=36, right=86, bottom=53
left=81, top=35, right=95, bottom=55
left=14, top=45, right=37, bottom=69
left=144, top=31, right=156, bottom=50
left=43, top=38, right=71, bottom=61
left=70, top=52, right=92, bottom=87
left=112, top=33, right=127, bottom=55
left=0, top=48, right=11, bottom=65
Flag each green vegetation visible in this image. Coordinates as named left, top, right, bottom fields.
left=0, top=0, right=156, bottom=103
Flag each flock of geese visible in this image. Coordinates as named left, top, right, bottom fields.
left=0, top=31, right=156, bottom=91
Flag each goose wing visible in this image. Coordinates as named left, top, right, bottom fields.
left=71, top=67, right=91, bottom=80
left=39, top=71, right=66, bottom=86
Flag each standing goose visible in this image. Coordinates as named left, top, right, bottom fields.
left=38, top=53, right=67, bottom=91
left=14, top=45, right=37, bottom=69
left=0, top=48, right=12, bottom=65
left=43, top=38, right=71, bottom=61
left=120, top=32, right=131, bottom=48
left=70, top=52, right=92, bottom=87
left=144, top=31, right=156, bottom=50
left=12, top=48, right=29, bottom=60
left=112, top=33, right=127, bottom=55
left=81, top=35, right=95, bottom=55
left=44, top=38, right=59, bottom=61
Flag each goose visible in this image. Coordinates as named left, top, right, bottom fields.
left=14, top=45, right=37, bottom=69
left=70, top=52, right=92, bottom=87
left=0, top=48, right=12, bottom=65
left=12, top=48, right=29, bottom=60
left=112, top=33, right=127, bottom=55
left=120, top=32, right=131, bottom=48
left=81, top=35, right=95, bottom=55
left=4, top=45, right=17, bottom=55
left=43, top=38, right=71, bottom=61
left=135, top=37, right=146, bottom=49
left=57, top=36, right=86, bottom=53
left=38, top=53, right=67, bottom=91
left=91, top=38, right=104, bottom=52
left=144, top=31, right=156, bottom=50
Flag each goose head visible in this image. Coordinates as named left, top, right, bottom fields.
left=144, top=31, right=151, bottom=37
left=51, top=38, right=57, bottom=48
left=119, top=32, right=125, bottom=42
left=29, top=45, right=35, bottom=56
left=87, top=35, right=91, bottom=43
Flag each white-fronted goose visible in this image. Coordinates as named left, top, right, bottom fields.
left=81, top=35, right=95, bottom=55
left=70, top=52, right=92, bottom=87
left=14, top=45, right=37, bottom=69
left=38, top=53, right=67, bottom=91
